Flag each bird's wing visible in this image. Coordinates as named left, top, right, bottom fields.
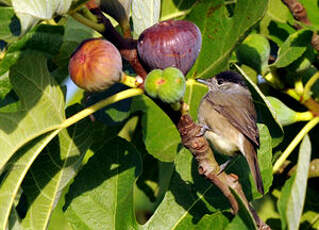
left=206, top=91, right=259, bottom=146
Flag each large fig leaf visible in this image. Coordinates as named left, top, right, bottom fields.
left=131, top=95, right=180, bottom=162
left=11, top=0, right=72, bottom=33
left=65, top=137, right=142, bottom=230
left=186, top=0, right=268, bottom=79
left=160, top=0, right=196, bottom=21
left=0, top=130, right=60, bottom=230
left=21, top=120, right=92, bottom=230
left=278, top=135, right=311, bottom=230
left=0, top=52, right=65, bottom=171
left=132, top=0, right=160, bottom=38
left=0, top=7, right=21, bottom=42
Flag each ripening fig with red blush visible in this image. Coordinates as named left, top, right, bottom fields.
left=69, top=38, right=123, bottom=92
left=137, top=20, right=202, bottom=75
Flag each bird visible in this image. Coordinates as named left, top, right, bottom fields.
left=197, top=71, right=264, bottom=194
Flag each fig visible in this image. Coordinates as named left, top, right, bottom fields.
left=236, top=34, right=270, bottom=74
left=145, top=67, right=186, bottom=103
left=69, top=38, right=122, bottom=92
left=137, top=20, right=202, bottom=75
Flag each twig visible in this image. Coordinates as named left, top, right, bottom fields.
left=177, top=114, right=270, bottom=229
left=281, top=0, right=319, bottom=53
left=85, top=5, right=148, bottom=81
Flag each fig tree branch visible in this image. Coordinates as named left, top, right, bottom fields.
left=177, top=114, right=270, bottom=229
left=85, top=5, right=148, bottom=80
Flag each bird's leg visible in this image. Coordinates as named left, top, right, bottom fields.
left=196, top=124, right=211, bottom=137
left=217, top=155, right=241, bottom=175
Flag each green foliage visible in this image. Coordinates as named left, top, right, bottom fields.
left=0, top=0, right=319, bottom=229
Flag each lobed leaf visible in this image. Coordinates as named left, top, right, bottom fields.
left=0, top=7, right=21, bottom=42
left=131, top=95, right=180, bottom=162
left=0, top=52, right=65, bottom=172
left=185, top=0, right=268, bottom=79
left=65, top=137, right=142, bottom=230
left=278, top=135, right=311, bottom=230
left=21, top=120, right=92, bottom=230
left=132, top=0, right=160, bottom=38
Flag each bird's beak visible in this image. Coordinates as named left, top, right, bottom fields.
left=196, top=78, right=209, bottom=85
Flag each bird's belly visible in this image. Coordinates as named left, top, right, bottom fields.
left=205, top=131, right=239, bottom=156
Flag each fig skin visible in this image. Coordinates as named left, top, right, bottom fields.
left=137, top=20, right=202, bottom=75
left=69, top=38, right=122, bottom=92
left=144, top=67, right=186, bottom=104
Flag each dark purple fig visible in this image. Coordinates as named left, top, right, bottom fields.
left=137, top=20, right=202, bottom=75
left=69, top=38, right=122, bottom=92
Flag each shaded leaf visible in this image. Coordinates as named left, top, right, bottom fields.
left=160, top=0, right=196, bottom=21
left=0, top=24, right=64, bottom=75
left=12, top=0, right=72, bottom=33
left=271, top=29, right=313, bottom=68
left=0, top=7, right=21, bottom=42
left=0, top=71, right=11, bottom=100
left=21, top=119, right=92, bottom=230
left=0, top=52, right=65, bottom=171
left=132, top=0, right=160, bottom=38
left=278, top=135, right=311, bottom=230
left=0, top=130, right=60, bottom=230
left=131, top=95, right=180, bottom=162
left=185, top=0, right=268, bottom=79
left=65, top=137, right=142, bottom=230
left=141, top=147, right=231, bottom=229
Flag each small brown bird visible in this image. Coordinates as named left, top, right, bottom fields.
left=197, top=71, right=264, bottom=194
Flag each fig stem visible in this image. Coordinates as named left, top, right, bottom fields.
left=303, top=72, right=319, bottom=101
left=121, top=73, right=143, bottom=88
left=59, top=88, right=143, bottom=129
left=273, top=116, right=319, bottom=174
left=295, top=111, right=314, bottom=122
left=71, top=12, right=105, bottom=33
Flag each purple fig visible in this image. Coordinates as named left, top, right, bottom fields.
left=69, top=38, right=123, bottom=92
left=137, top=20, right=202, bottom=75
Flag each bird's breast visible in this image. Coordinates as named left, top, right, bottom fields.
left=204, top=130, right=239, bottom=156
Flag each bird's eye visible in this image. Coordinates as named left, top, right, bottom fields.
left=217, top=79, right=223, bottom=85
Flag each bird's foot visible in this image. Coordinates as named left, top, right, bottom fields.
left=196, top=124, right=211, bottom=137
left=217, top=159, right=232, bottom=175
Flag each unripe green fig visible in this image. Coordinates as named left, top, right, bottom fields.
left=69, top=38, right=123, bottom=92
left=145, top=67, right=186, bottom=103
left=236, top=34, right=270, bottom=74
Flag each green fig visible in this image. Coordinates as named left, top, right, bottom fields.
left=69, top=38, right=123, bottom=92
left=236, top=34, right=270, bottom=74
left=145, top=67, right=186, bottom=104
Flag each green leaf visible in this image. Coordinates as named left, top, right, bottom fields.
left=132, top=0, right=160, bottom=38
left=21, top=120, right=92, bottom=230
left=65, top=137, right=142, bottom=230
left=185, top=0, right=268, bottom=79
left=0, top=52, right=65, bottom=171
left=11, top=0, right=72, bottom=33
left=278, top=135, right=311, bottom=230
left=236, top=65, right=284, bottom=147
left=8, top=207, right=23, bottom=230
left=0, top=24, right=64, bottom=75
left=0, top=7, right=21, bottom=42
left=131, top=95, right=180, bottom=162
left=0, top=71, right=11, bottom=100
left=299, top=0, right=319, bottom=29
left=271, top=30, right=313, bottom=69
left=141, top=148, right=231, bottom=229
left=0, top=130, right=60, bottom=230
left=266, top=0, right=293, bottom=24
left=266, top=96, right=299, bottom=126
left=160, top=0, right=196, bottom=21
left=226, top=188, right=257, bottom=230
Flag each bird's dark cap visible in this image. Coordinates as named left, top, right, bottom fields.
left=215, top=71, right=247, bottom=88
